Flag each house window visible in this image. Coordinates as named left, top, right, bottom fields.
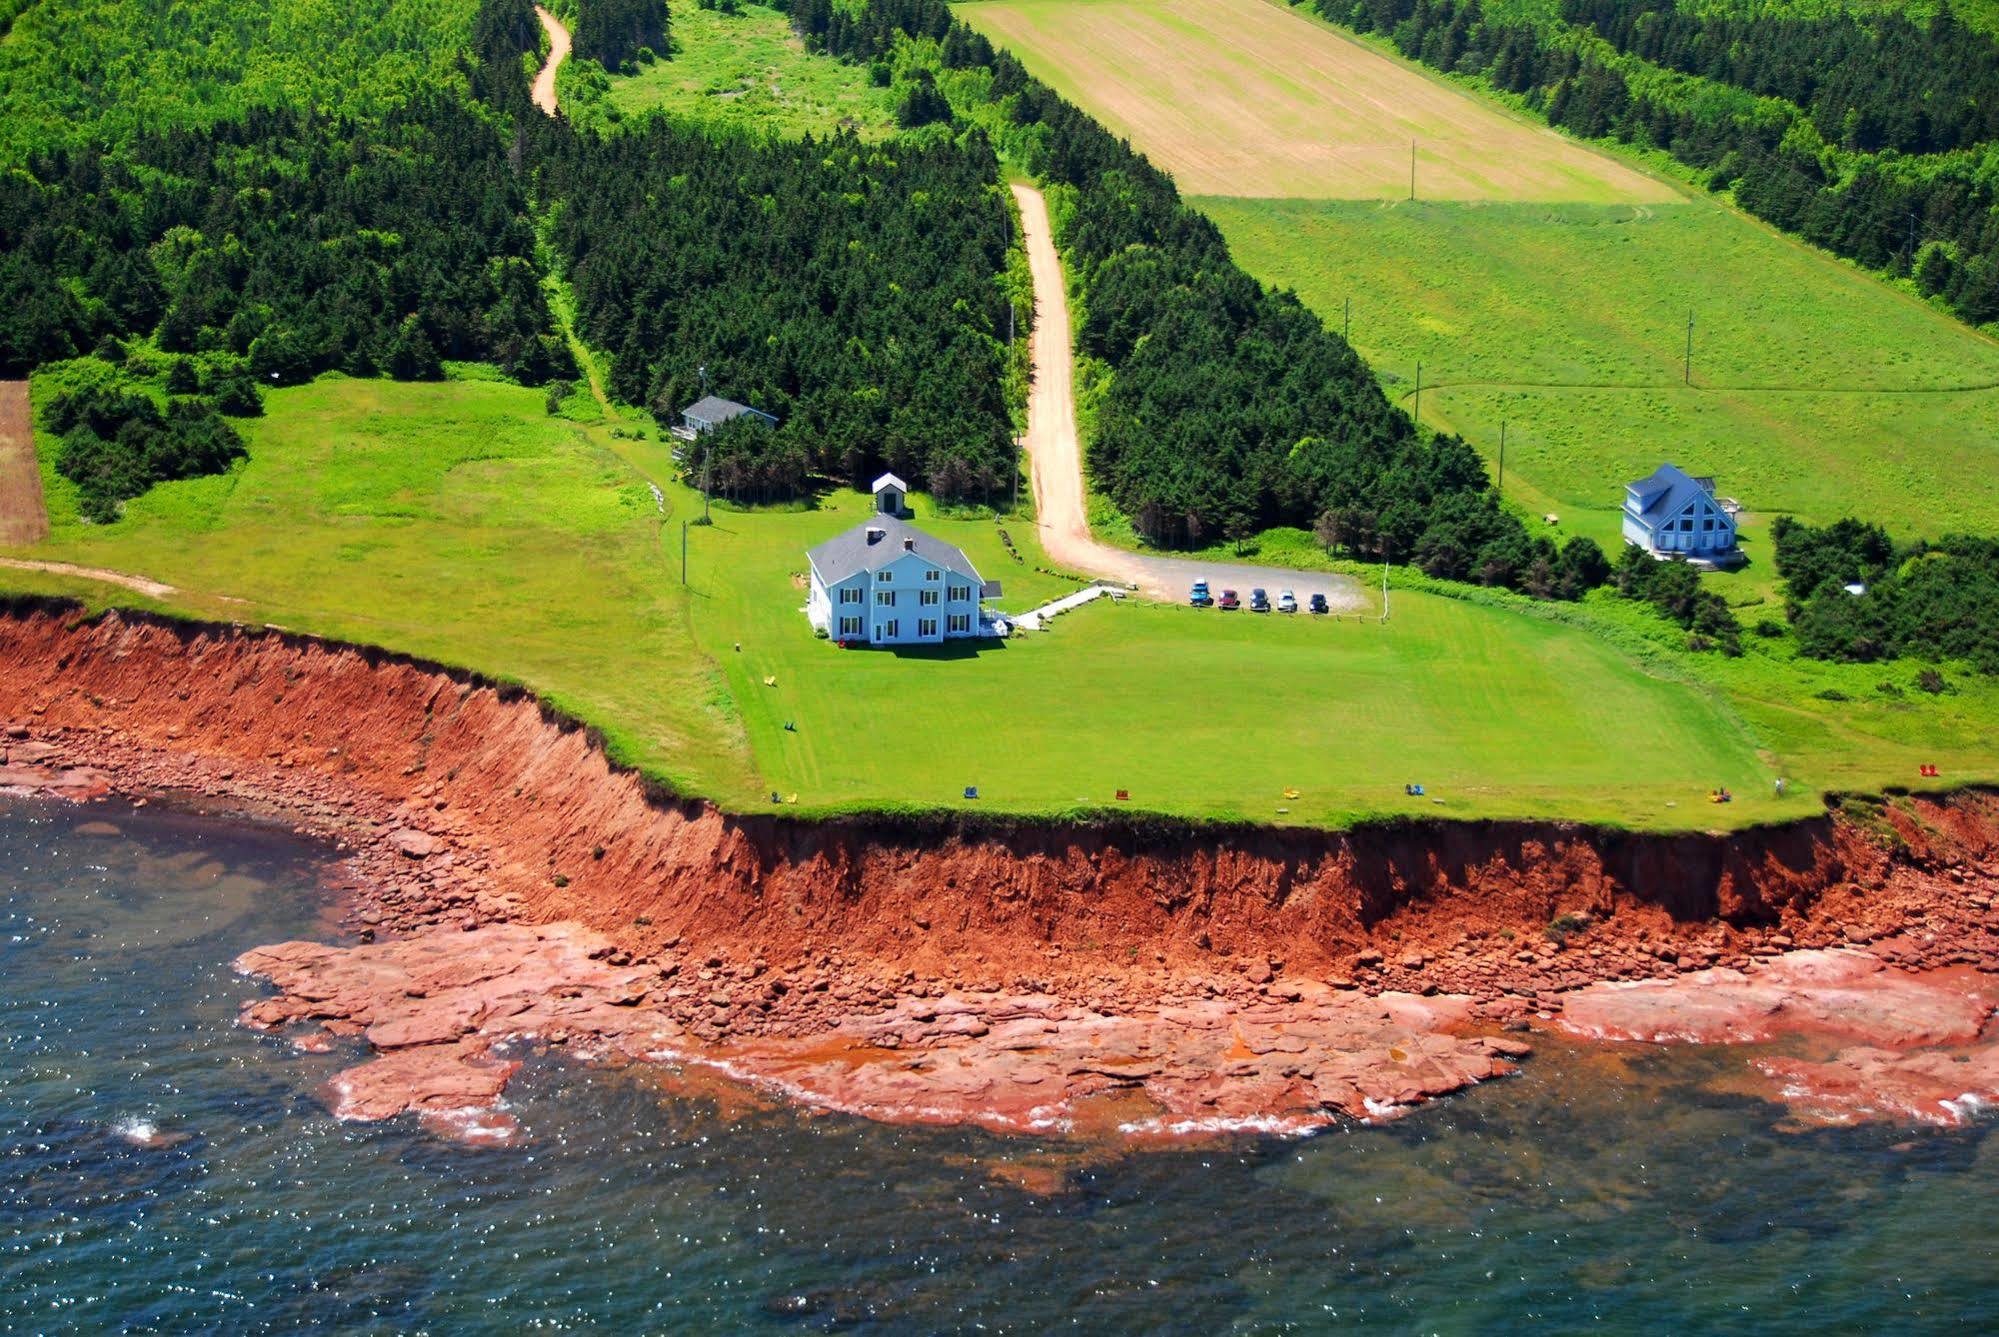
left=838, top=616, right=862, bottom=636
left=875, top=590, right=894, bottom=607
left=947, top=613, right=970, bottom=634
left=925, top=569, right=940, bottom=582
left=839, top=586, right=862, bottom=605
left=918, top=618, right=938, bottom=638
left=882, top=619, right=899, bottom=638
left=1680, top=517, right=1694, bottom=531
left=878, top=570, right=892, bottom=583
left=919, top=589, right=939, bottom=607
left=1702, top=517, right=1715, bottom=530
left=948, top=584, right=970, bottom=602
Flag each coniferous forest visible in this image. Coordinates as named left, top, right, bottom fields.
left=537, top=122, right=1017, bottom=500
left=1319, top=0, right=1999, bottom=327
left=572, top=0, right=670, bottom=69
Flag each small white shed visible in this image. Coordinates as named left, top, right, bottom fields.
left=872, top=472, right=908, bottom=516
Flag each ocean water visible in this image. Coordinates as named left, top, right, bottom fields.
left=2, top=793, right=1997, bottom=1334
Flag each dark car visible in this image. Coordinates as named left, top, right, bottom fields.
left=1218, top=588, right=1240, bottom=610
left=1248, top=588, right=1271, bottom=612
left=1309, top=593, right=1330, bottom=615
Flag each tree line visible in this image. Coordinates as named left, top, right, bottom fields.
left=789, top=0, right=1615, bottom=600
left=1317, top=0, right=1999, bottom=327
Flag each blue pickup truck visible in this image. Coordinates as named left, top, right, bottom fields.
left=1189, top=579, right=1213, bottom=607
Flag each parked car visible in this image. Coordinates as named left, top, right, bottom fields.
left=1249, top=588, right=1271, bottom=612
left=1276, top=589, right=1298, bottom=614
left=1189, top=579, right=1213, bottom=607
left=1308, top=593, right=1330, bottom=615
left=1218, top=588, right=1241, bottom=610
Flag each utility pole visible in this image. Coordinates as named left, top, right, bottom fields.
left=1343, top=295, right=1351, bottom=343
left=695, top=363, right=713, bottom=522
left=1012, top=429, right=1021, bottom=515
left=681, top=520, right=688, bottom=585
left=1381, top=557, right=1390, bottom=622
left=1498, top=419, right=1506, bottom=497
left=1412, top=361, right=1422, bottom=425
left=1683, top=312, right=1694, bottom=386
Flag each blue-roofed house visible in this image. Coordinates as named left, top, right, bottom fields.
left=1622, top=464, right=1741, bottom=566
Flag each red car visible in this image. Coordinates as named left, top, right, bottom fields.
left=1217, top=588, right=1241, bottom=610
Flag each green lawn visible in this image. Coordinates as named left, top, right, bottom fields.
left=695, top=506, right=1785, bottom=824
left=563, top=2, right=899, bottom=138
left=1, top=372, right=1855, bottom=830
left=1198, top=198, right=1999, bottom=558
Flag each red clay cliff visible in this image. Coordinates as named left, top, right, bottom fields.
left=2, top=602, right=1997, bottom=1140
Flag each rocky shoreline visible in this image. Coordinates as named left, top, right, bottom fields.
left=4, top=606, right=1999, bottom=1145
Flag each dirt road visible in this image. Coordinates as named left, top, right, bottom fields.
left=0, top=558, right=178, bottom=599
left=1009, top=184, right=1364, bottom=609
left=0, top=381, right=48, bottom=548
left=532, top=6, right=569, bottom=117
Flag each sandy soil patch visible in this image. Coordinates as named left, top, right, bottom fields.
left=0, top=381, right=48, bottom=547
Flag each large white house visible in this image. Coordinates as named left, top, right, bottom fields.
left=806, top=514, right=1000, bottom=646
left=1622, top=463, right=1742, bottom=566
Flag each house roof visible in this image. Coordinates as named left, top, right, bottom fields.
left=681, top=395, right=773, bottom=426
left=1626, top=463, right=1720, bottom=525
left=807, top=515, right=982, bottom=586
left=872, top=472, right=908, bottom=494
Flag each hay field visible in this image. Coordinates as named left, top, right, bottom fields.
left=954, top=0, right=1676, bottom=201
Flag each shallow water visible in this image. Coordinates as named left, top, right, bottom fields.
left=3, top=794, right=1997, bottom=1333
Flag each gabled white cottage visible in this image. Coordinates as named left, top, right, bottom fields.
left=805, top=515, right=1000, bottom=646
left=871, top=472, right=908, bottom=516
left=1622, top=463, right=1742, bottom=566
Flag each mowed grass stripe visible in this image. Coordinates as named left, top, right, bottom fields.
left=1198, top=198, right=1999, bottom=548
left=954, top=0, right=1675, bottom=201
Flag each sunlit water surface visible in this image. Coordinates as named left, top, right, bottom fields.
left=3, top=794, right=1997, bottom=1332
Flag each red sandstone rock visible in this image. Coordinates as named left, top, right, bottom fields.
left=1559, top=951, right=1999, bottom=1048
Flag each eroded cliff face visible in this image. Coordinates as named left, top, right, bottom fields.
left=5, top=603, right=1999, bottom=1141
left=0, top=602, right=1992, bottom=988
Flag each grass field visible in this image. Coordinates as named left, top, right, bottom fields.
left=565, top=2, right=898, bottom=138
left=0, top=373, right=1840, bottom=829
left=10, top=372, right=761, bottom=805
left=954, top=0, right=1675, bottom=200
left=685, top=490, right=1791, bottom=825
left=1199, top=198, right=1999, bottom=557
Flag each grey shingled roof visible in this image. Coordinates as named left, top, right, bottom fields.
left=1626, top=463, right=1714, bottom=525
left=682, top=395, right=772, bottom=426
left=807, top=515, right=983, bottom=586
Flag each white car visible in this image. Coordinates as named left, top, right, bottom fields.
left=1276, top=589, right=1298, bottom=614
